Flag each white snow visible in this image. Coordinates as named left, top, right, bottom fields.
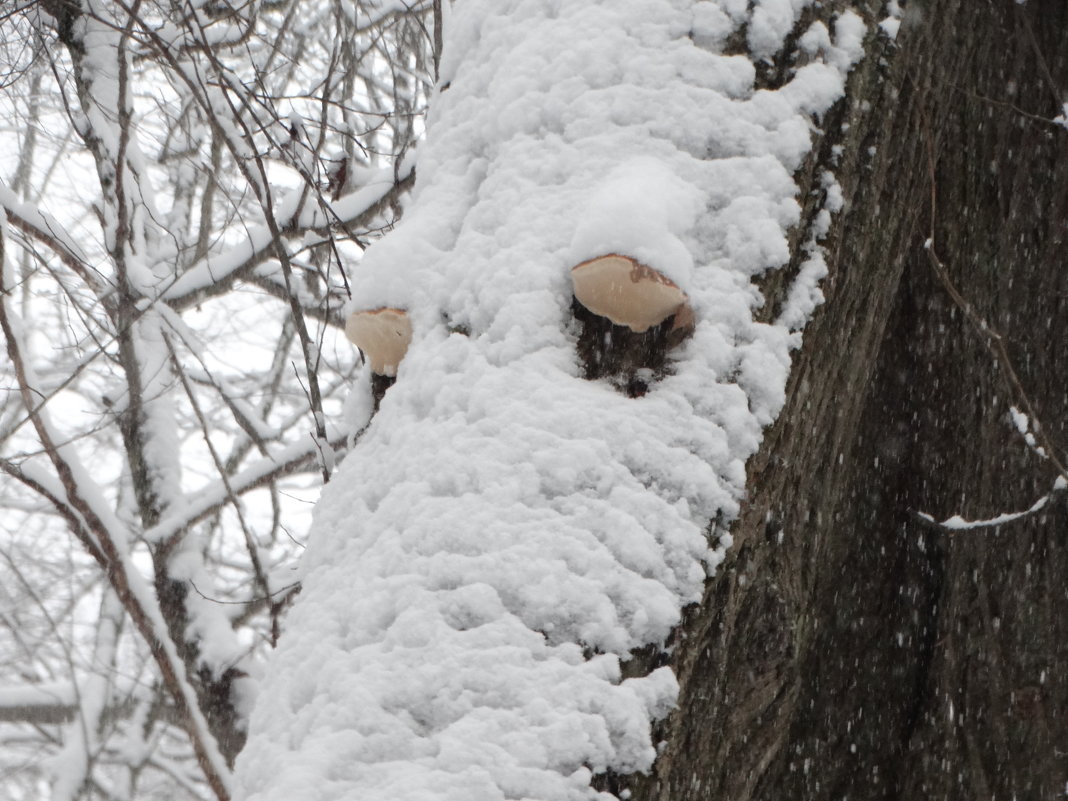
left=879, top=17, right=901, bottom=40
left=1009, top=405, right=1045, bottom=454
left=878, top=0, right=903, bottom=40
left=1010, top=406, right=1030, bottom=436
left=748, top=0, right=809, bottom=60
left=234, top=2, right=865, bottom=800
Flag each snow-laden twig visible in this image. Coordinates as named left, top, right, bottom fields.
left=146, top=426, right=350, bottom=548
left=159, top=167, right=413, bottom=307
left=0, top=182, right=106, bottom=296
left=916, top=476, right=1066, bottom=532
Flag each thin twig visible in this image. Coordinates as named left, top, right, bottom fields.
left=922, top=133, right=1068, bottom=481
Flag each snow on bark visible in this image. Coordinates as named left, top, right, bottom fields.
left=234, top=2, right=866, bottom=800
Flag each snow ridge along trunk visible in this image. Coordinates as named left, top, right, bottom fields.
left=234, top=2, right=867, bottom=799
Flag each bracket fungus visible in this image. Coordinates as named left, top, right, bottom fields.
left=344, top=306, right=411, bottom=408
left=569, top=255, right=694, bottom=396
left=345, top=307, right=412, bottom=410
left=344, top=307, right=412, bottom=376
left=570, top=254, right=689, bottom=333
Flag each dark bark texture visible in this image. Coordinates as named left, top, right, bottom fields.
left=632, top=1, right=1068, bottom=798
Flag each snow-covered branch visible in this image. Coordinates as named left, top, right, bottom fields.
left=147, top=425, right=350, bottom=547
left=162, top=167, right=415, bottom=309
left=0, top=183, right=105, bottom=296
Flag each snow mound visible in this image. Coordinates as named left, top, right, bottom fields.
left=234, top=2, right=865, bottom=800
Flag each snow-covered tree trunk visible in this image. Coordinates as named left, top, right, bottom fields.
left=233, top=1, right=868, bottom=799
left=235, top=0, right=1068, bottom=799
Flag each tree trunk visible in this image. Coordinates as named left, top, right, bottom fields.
left=637, top=1, right=1068, bottom=798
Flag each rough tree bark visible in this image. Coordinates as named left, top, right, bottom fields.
left=633, top=1, right=1068, bottom=798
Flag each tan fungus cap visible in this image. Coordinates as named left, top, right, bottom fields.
left=571, top=254, right=687, bottom=333
left=344, top=307, right=412, bottom=376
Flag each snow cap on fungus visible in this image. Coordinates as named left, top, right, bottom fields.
left=570, top=254, right=688, bottom=333
left=344, top=307, right=412, bottom=376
